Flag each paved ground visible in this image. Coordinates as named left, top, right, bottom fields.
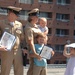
left=9, top=64, right=66, bottom=75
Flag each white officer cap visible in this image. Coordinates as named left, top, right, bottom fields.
left=66, top=43, right=75, bottom=48
left=28, top=8, right=39, bottom=16
left=7, top=6, right=22, bottom=12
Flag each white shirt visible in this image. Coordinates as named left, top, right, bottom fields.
left=37, top=25, right=48, bottom=33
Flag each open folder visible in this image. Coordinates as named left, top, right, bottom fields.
left=40, top=46, right=52, bottom=59
left=0, top=32, right=16, bottom=51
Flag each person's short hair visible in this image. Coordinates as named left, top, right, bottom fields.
left=27, top=16, right=33, bottom=22
left=36, top=33, right=46, bottom=39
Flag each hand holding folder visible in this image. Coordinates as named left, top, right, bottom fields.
left=40, top=46, right=52, bottom=59
left=0, top=32, right=16, bottom=51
